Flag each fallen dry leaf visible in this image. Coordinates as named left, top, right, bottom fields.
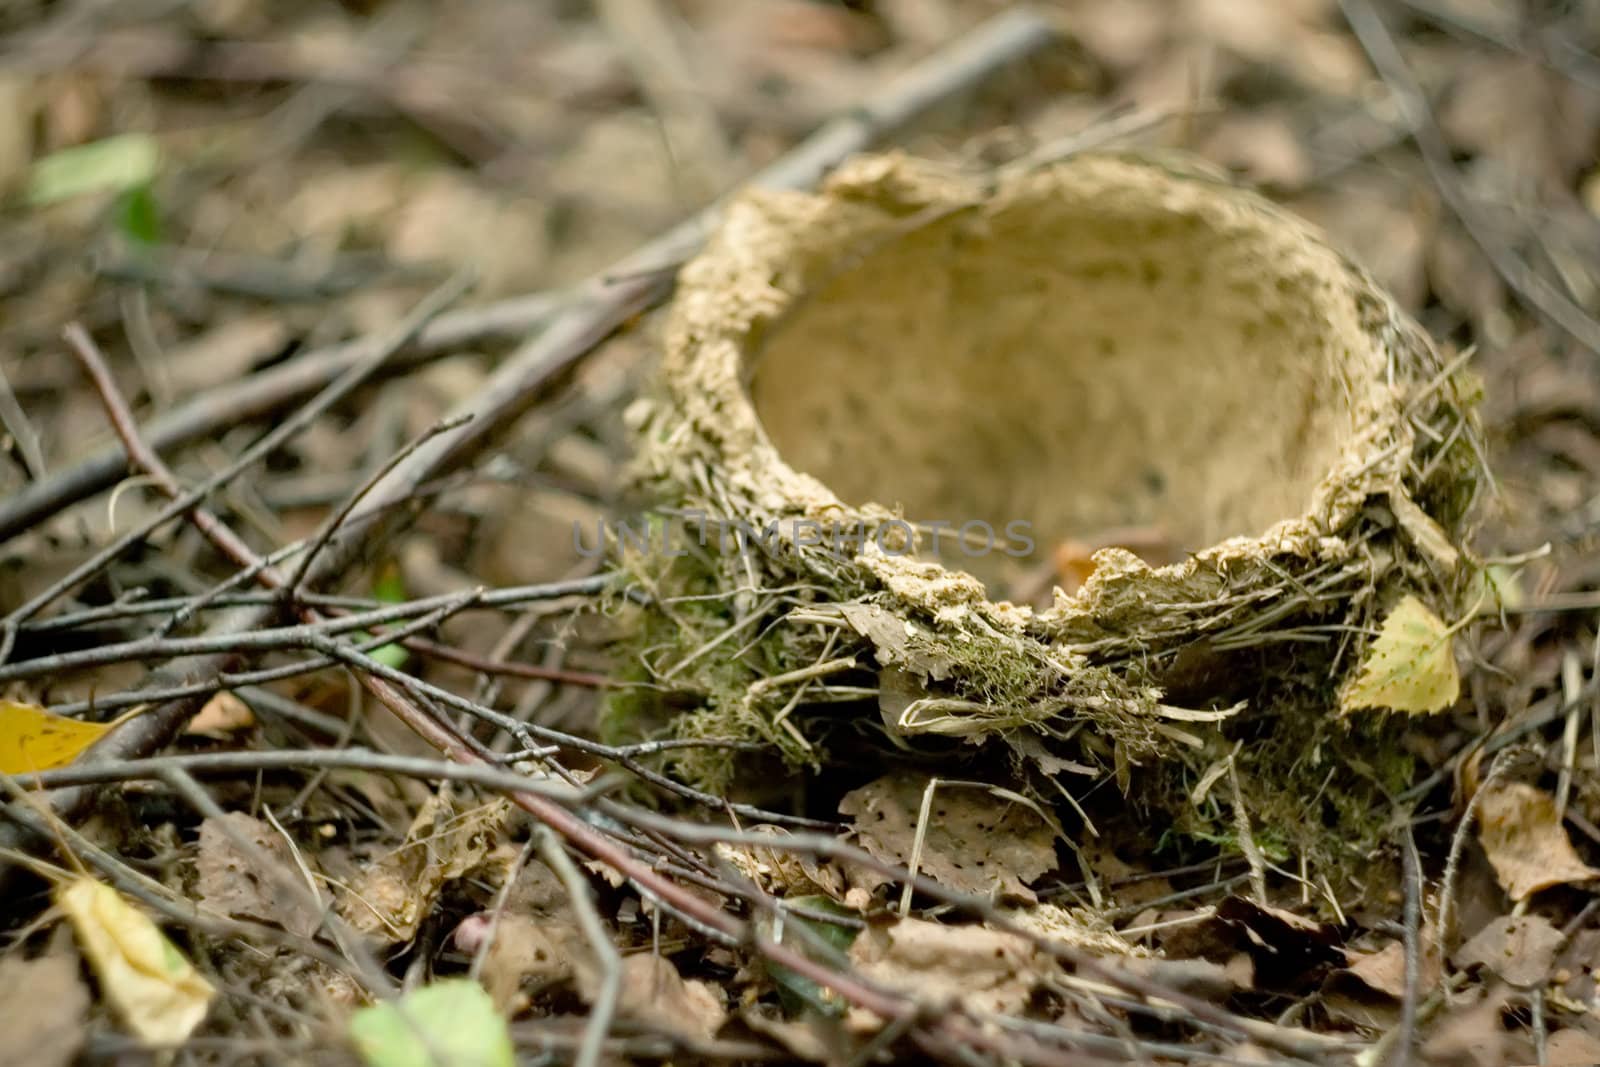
left=1477, top=781, right=1600, bottom=901
left=577, top=953, right=727, bottom=1045
left=832, top=603, right=957, bottom=682
left=739, top=1002, right=849, bottom=1064
left=1419, top=983, right=1529, bottom=1067
left=1202, top=110, right=1313, bottom=190
left=714, top=824, right=846, bottom=901
left=196, top=812, right=323, bottom=939
left=1547, top=1027, right=1600, bottom=1067
left=0, top=951, right=88, bottom=1067
left=840, top=773, right=1058, bottom=902
left=1294, top=174, right=1431, bottom=313
left=164, top=314, right=291, bottom=397
left=848, top=917, right=1048, bottom=1019
left=1455, top=913, right=1564, bottom=989
left=184, top=691, right=256, bottom=738
left=389, top=171, right=549, bottom=297
left=455, top=913, right=575, bottom=1013
left=58, top=878, right=215, bottom=1047
left=1342, top=944, right=1404, bottom=994
left=450, top=850, right=585, bottom=1014
left=1439, top=53, right=1600, bottom=189
left=339, top=791, right=513, bottom=940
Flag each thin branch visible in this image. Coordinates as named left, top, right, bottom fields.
left=156, top=765, right=395, bottom=998
left=19, top=747, right=586, bottom=796
left=536, top=826, right=621, bottom=1067
left=280, top=411, right=474, bottom=599
left=0, top=271, right=475, bottom=661
left=0, top=356, right=45, bottom=481
left=0, top=286, right=566, bottom=546
left=1392, top=820, right=1422, bottom=1067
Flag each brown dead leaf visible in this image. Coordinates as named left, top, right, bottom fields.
left=1066, top=0, right=1169, bottom=73
left=197, top=812, right=323, bottom=939
left=577, top=953, right=726, bottom=1045
left=840, top=773, right=1058, bottom=902
left=1051, top=540, right=1100, bottom=596
left=833, top=603, right=957, bottom=681
left=1428, top=222, right=1506, bottom=333
left=714, top=824, right=846, bottom=901
left=740, top=1002, right=850, bottom=1064
left=1202, top=111, right=1313, bottom=190
left=0, top=952, right=88, bottom=1067
left=1320, top=986, right=1398, bottom=1034
left=388, top=172, right=549, bottom=297
left=1440, top=54, right=1600, bottom=188
left=450, top=856, right=583, bottom=1013
left=1477, top=781, right=1600, bottom=901
left=184, top=691, right=255, bottom=739
left=1456, top=914, right=1564, bottom=989
left=492, top=851, right=573, bottom=917
left=457, top=913, right=576, bottom=1014
left=1293, top=173, right=1431, bottom=312
left=338, top=791, right=514, bottom=940
left=1341, top=939, right=1430, bottom=1000
left=1420, top=984, right=1528, bottom=1067
left=1078, top=838, right=1174, bottom=909
left=285, top=162, right=407, bottom=243
left=1547, top=1028, right=1600, bottom=1067
left=164, top=315, right=290, bottom=397
left=1325, top=927, right=1444, bottom=1032
left=848, top=918, right=1048, bottom=1020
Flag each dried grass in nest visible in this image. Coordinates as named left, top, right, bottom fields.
left=611, top=150, right=1485, bottom=869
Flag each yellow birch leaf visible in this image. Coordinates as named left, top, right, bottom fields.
left=0, top=700, right=113, bottom=774
left=1340, top=595, right=1460, bottom=714
left=57, top=878, right=215, bottom=1047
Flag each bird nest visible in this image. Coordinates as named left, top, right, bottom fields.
left=613, top=150, right=1485, bottom=866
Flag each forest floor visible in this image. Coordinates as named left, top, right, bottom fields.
left=1, top=1, right=1600, bottom=1064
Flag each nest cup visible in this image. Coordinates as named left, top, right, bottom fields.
left=625, top=151, right=1481, bottom=850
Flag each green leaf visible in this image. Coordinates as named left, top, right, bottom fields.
left=373, top=564, right=407, bottom=604
left=117, top=184, right=161, bottom=245
left=365, top=563, right=410, bottom=670
left=762, top=896, right=861, bottom=1018
left=348, top=980, right=512, bottom=1067
left=27, top=134, right=159, bottom=206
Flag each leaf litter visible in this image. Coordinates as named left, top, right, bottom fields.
left=0, top=950, right=89, bottom=1067
left=1477, top=780, right=1600, bottom=901
left=840, top=772, right=1059, bottom=902
left=196, top=811, right=324, bottom=939
left=3, top=0, right=1600, bottom=1063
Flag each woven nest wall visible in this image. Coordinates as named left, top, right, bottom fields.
left=619, top=151, right=1484, bottom=860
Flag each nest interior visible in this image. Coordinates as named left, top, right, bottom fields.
left=747, top=158, right=1388, bottom=575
